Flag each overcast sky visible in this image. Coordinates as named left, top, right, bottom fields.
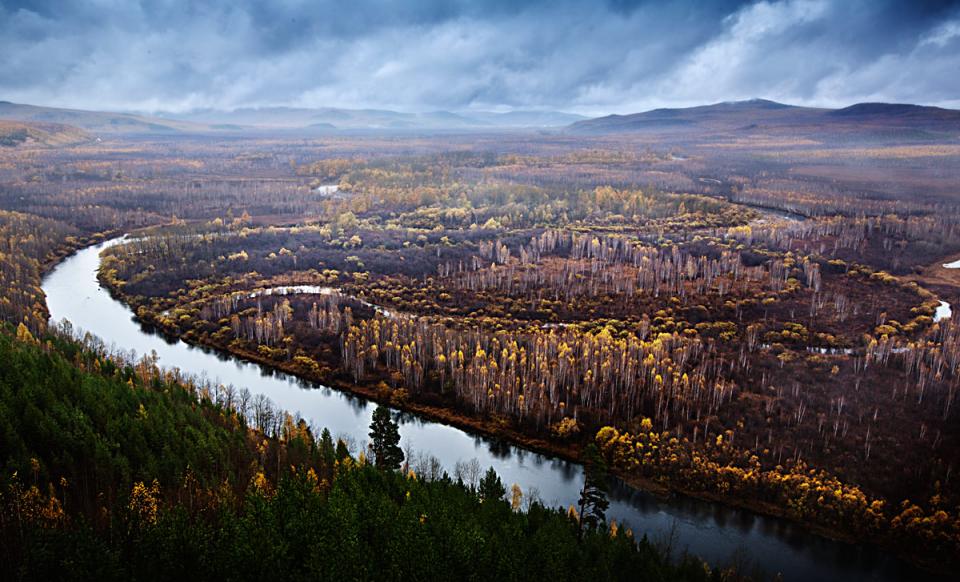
left=2, top=0, right=959, bottom=115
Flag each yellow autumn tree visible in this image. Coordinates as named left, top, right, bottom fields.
left=510, top=483, right=523, bottom=512
left=16, top=322, right=37, bottom=345
left=129, top=480, right=160, bottom=525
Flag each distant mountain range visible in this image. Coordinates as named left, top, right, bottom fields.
left=3, top=98, right=959, bottom=139
left=567, top=98, right=960, bottom=136
left=159, top=106, right=586, bottom=130
left=0, top=101, right=585, bottom=134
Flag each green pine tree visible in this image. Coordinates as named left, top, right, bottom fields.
left=336, top=438, right=350, bottom=462
left=368, top=405, right=404, bottom=471
left=478, top=467, right=506, bottom=502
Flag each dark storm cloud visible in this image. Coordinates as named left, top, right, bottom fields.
left=1, top=0, right=959, bottom=114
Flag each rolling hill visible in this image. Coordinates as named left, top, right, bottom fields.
left=568, top=99, right=960, bottom=137
left=0, top=101, right=214, bottom=134
left=0, top=119, right=91, bottom=147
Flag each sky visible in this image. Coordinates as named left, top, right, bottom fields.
left=1, top=0, right=959, bottom=115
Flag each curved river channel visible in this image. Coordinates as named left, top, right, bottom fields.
left=42, top=237, right=932, bottom=582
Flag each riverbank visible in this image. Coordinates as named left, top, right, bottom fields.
left=92, top=254, right=954, bottom=574
left=912, top=251, right=960, bottom=296
left=90, top=296, right=870, bottom=543
left=104, top=301, right=956, bottom=571
left=37, top=229, right=123, bottom=319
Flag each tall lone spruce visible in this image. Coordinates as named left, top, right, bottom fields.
left=577, top=443, right=610, bottom=537
left=478, top=467, right=506, bottom=502
left=369, top=405, right=404, bottom=471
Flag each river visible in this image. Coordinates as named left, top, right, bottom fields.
left=41, top=237, right=930, bottom=581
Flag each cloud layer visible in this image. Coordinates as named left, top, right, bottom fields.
left=2, top=0, right=959, bottom=114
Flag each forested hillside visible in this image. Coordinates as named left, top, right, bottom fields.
left=0, top=329, right=720, bottom=581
